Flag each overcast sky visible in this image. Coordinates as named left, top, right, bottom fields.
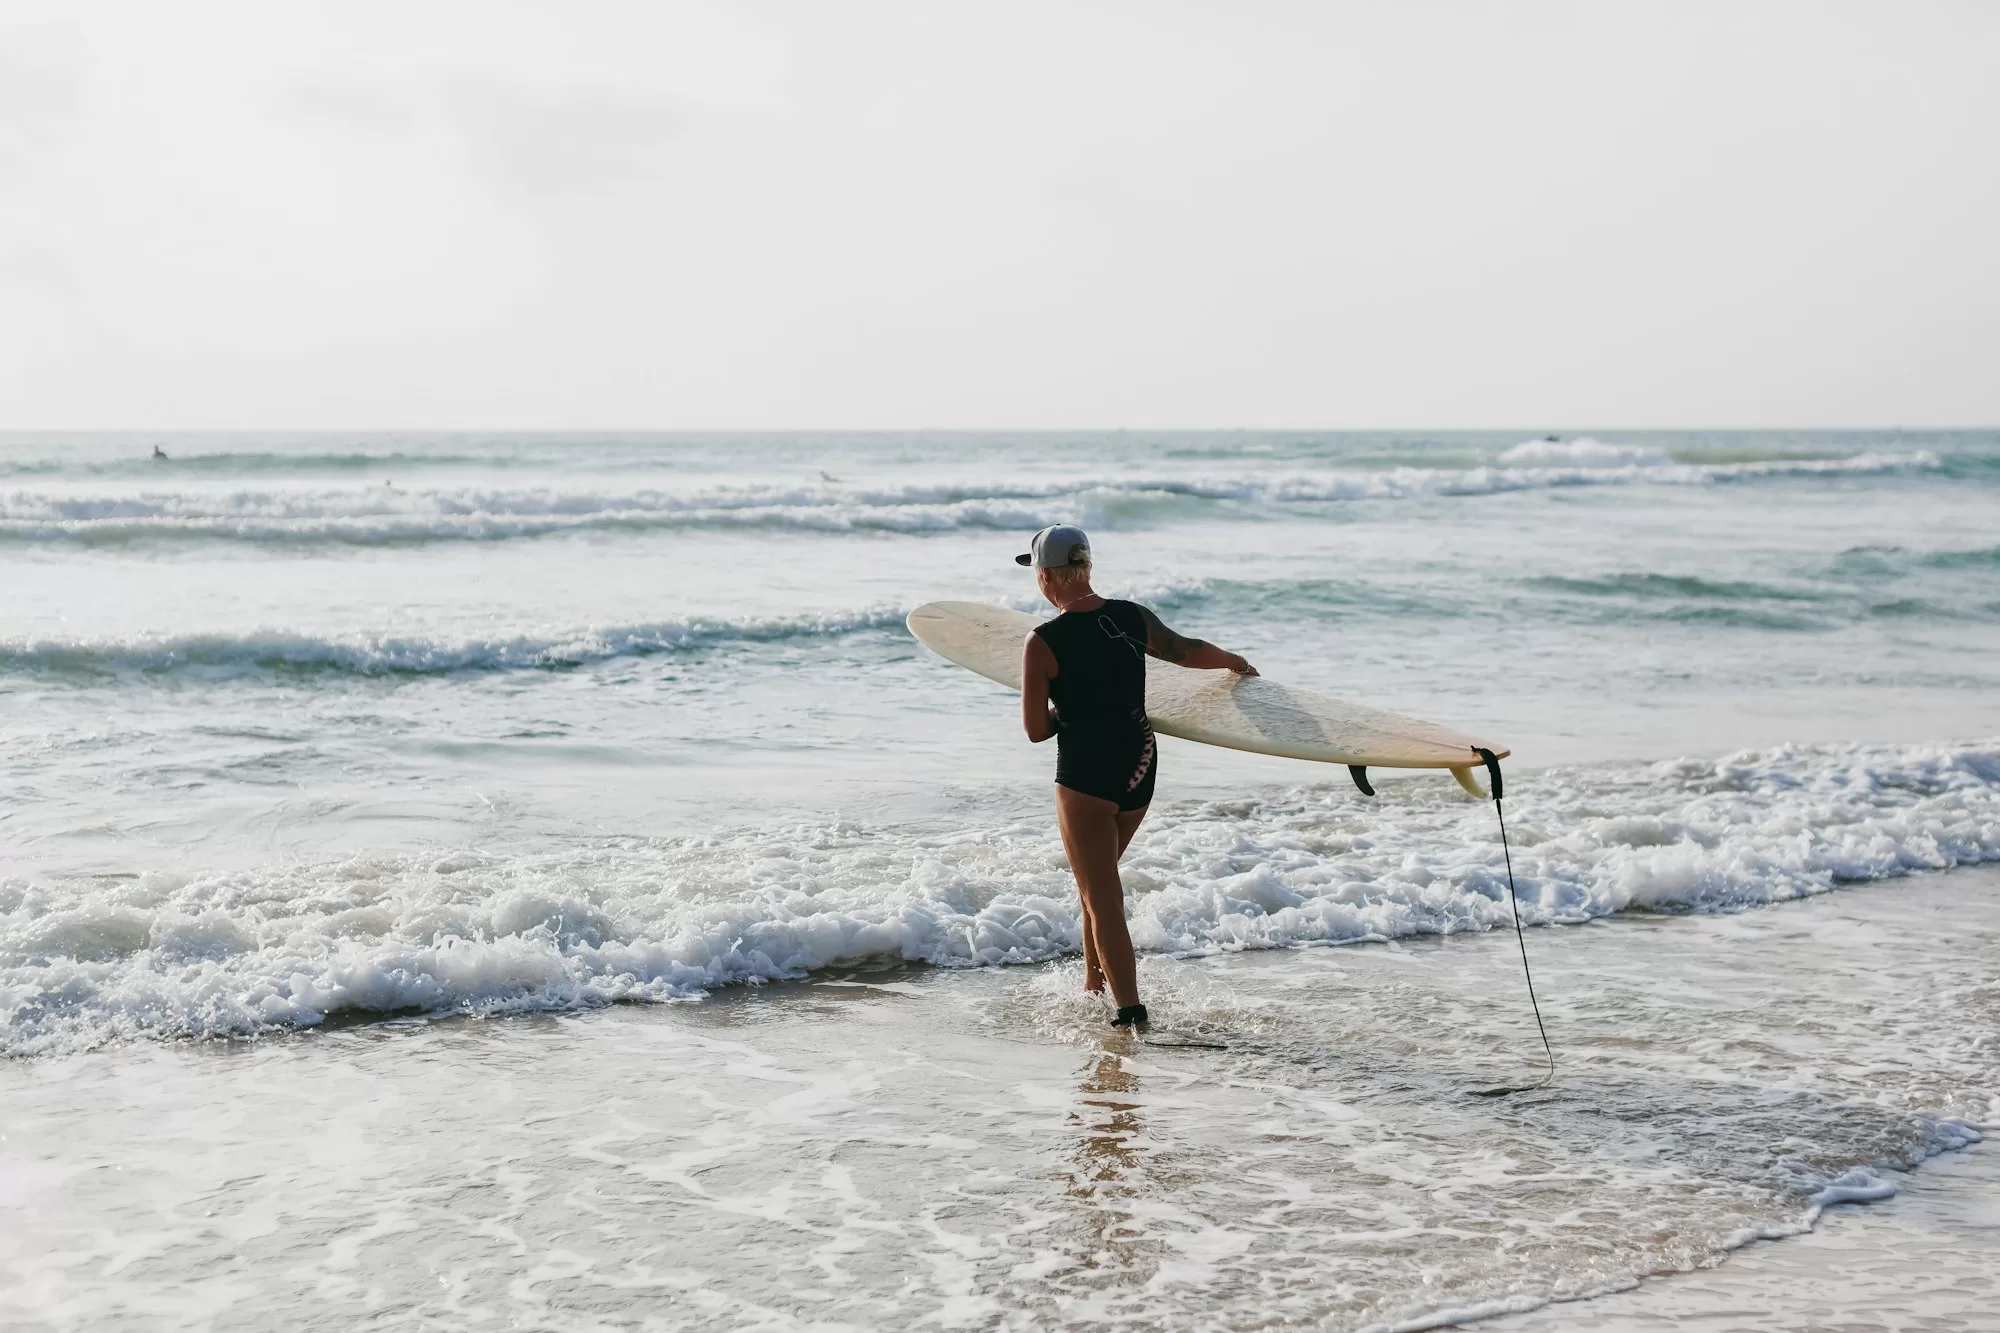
left=1, top=1, right=1995, bottom=429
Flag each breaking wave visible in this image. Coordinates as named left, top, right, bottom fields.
left=5, top=740, right=1995, bottom=1056
left=0, top=610, right=916, bottom=676
left=1498, top=438, right=1675, bottom=467
left=0, top=449, right=1940, bottom=545
left=0, top=450, right=505, bottom=478
left=14, top=547, right=1998, bottom=681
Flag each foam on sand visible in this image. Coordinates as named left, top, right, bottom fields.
left=4, top=864, right=1994, bottom=1333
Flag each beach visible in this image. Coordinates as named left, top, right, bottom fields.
left=3, top=430, right=1998, bottom=1329
left=4, top=863, right=1996, bottom=1330
left=1484, top=1138, right=2000, bottom=1332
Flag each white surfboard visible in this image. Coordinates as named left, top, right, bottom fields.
left=907, top=601, right=1510, bottom=797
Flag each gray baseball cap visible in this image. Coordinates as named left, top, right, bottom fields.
left=1015, top=524, right=1091, bottom=568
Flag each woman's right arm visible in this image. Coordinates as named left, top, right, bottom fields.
left=1021, top=633, right=1061, bottom=741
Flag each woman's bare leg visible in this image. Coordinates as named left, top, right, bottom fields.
left=1065, top=788, right=1110, bottom=992
left=1080, top=910, right=1105, bottom=993
left=1115, top=806, right=1148, bottom=858
left=1056, top=784, right=1141, bottom=1009
left=1079, top=806, right=1148, bottom=992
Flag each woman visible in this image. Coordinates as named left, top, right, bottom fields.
left=1016, top=525, right=1257, bottom=1028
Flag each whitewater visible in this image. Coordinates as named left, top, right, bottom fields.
left=6, top=741, right=1999, bottom=1058
left=4, top=429, right=1999, bottom=1332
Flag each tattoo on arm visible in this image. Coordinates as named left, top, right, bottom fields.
left=1139, top=606, right=1202, bottom=665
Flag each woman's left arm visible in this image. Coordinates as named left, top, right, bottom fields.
left=1138, top=606, right=1257, bottom=675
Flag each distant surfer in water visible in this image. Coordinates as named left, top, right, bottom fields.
left=1017, top=525, right=1256, bottom=1028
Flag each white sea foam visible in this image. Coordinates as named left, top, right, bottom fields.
left=0, top=451, right=1941, bottom=544
left=0, top=609, right=913, bottom=674
left=1498, top=437, right=1675, bottom=467
left=0, top=577, right=1210, bottom=675
left=4, top=740, right=1995, bottom=1056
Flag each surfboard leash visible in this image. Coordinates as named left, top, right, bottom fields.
left=1473, top=746, right=1556, bottom=1095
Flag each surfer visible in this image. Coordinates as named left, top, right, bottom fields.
left=1016, top=525, right=1256, bottom=1028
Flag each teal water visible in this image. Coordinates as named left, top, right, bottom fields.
left=4, top=428, right=1998, bottom=1048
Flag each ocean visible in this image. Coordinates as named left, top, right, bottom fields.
left=3, top=430, right=1998, bottom=1330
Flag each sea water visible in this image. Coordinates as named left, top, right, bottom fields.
left=2, top=431, right=1998, bottom=1329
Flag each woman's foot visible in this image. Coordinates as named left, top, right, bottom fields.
left=1110, top=1003, right=1149, bottom=1028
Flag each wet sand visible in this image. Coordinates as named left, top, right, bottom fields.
left=1477, top=1141, right=1998, bottom=1332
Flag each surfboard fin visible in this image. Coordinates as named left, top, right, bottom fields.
left=1347, top=765, right=1375, bottom=797
left=1472, top=747, right=1505, bottom=801
left=1450, top=766, right=1488, bottom=799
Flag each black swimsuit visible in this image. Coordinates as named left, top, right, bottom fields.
left=1036, top=599, right=1157, bottom=811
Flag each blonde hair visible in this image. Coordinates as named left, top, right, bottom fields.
left=1042, top=560, right=1093, bottom=592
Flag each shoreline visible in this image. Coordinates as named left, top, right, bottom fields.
left=9, top=737, right=1998, bottom=1060
left=6, top=864, right=1997, bottom=1330
left=1471, top=1134, right=1999, bottom=1332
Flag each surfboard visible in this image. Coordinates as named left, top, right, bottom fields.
left=907, top=601, right=1510, bottom=797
